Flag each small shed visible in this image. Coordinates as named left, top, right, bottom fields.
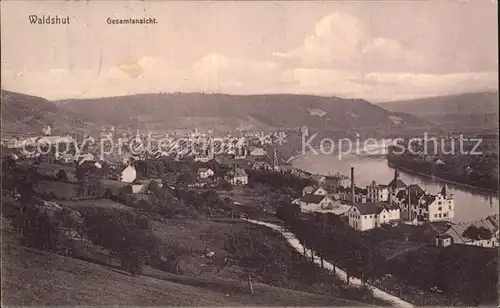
left=435, top=234, right=453, bottom=248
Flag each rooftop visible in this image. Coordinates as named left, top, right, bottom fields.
left=300, top=194, right=328, bottom=204
left=387, top=178, right=407, bottom=189
left=353, top=202, right=387, bottom=215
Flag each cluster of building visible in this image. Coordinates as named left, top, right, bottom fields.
left=292, top=166, right=499, bottom=248
left=436, top=214, right=499, bottom=248
left=292, top=167, right=457, bottom=232
left=5, top=125, right=301, bottom=201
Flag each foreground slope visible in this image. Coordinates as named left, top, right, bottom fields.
left=1, top=218, right=359, bottom=307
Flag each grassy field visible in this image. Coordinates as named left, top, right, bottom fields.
left=1, top=220, right=358, bottom=306
left=217, top=186, right=289, bottom=214
left=57, top=199, right=133, bottom=211
left=34, top=180, right=80, bottom=199
left=150, top=218, right=257, bottom=277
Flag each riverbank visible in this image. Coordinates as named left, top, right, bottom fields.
left=395, top=166, right=498, bottom=195
left=289, top=146, right=497, bottom=195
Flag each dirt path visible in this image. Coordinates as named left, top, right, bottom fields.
left=244, top=219, right=414, bottom=308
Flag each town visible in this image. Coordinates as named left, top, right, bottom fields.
left=2, top=1, right=498, bottom=307
left=2, top=122, right=498, bottom=305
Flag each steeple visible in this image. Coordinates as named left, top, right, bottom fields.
left=394, top=168, right=400, bottom=179
left=273, top=148, right=278, bottom=170
left=440, top=184, right=447, bottom=197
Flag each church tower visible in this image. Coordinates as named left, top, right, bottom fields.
left=273, top=148, right=279, bottom=171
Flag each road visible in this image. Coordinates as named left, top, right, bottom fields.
left=244, top=219, right=414, bottom=308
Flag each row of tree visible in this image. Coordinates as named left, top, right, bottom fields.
left=80, top=208, right=163, bottom=276
left=275, top=203, right=498, bottom=305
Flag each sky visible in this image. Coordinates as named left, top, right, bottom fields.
left=1, top=1, right=498, bottom=102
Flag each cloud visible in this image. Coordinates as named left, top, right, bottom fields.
left=191, top=53, right=280, bottom=92
left=0, top=11, right=496, bottom=102
left=1, top=54, right=282, bottom=99
left=274, top=11, right=425, bottom=72
left=1, top=57, right=191, bottom=100
left=277, top=69, right=498, bottom=101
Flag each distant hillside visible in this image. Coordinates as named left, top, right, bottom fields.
left=378, top=92, right=498, bottom=116
left=379, top=92, right=498, bottom=133
left=56, top=93, right=434, bottom=134
left=1, top=90, right=86, bottom=135
left=378, top=92, right=499, bottom=133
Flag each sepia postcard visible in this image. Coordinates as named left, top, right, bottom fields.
left=1, top=1, right=498, bottom=307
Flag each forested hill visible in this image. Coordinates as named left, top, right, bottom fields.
left=56, top=92, right=433, bottom=133
left=378, top=92, right=499, bottom=133
left=1, top=90, right=85, bottom=135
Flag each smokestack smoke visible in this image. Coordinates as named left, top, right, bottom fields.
left=351, top=167, right=355, bottom=204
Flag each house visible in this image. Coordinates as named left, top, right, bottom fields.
left=435, top=234, right=453, bottom=248
left=197, top=168, right=214, bottom=179
left=387, top=169, right=407, bottom=202
left=347, top=202, right=401, bottom=231
left=419, top=185, right=455, bottom=222
left=384, top=203, right=401, bottom=222
left=444, top=217, right=499, bottom=248
left=251, top=161, right=273, bottom=171
left=310, top=174, right=326, bottom=186
left=396, top=184, right=425, bottom=220
left=249, top=147, right=266, bottom=156
left=225, top=168, right=248, bottom=186
left=444, top=224, right=498, bottom=248
left=302, top=186, right=315, bottom=196
left=434, top=158, right=446, bottom=165
left=301, top=185, right=328, bottom=196
left=214, top=154, right=251, bottom=169
left=76, top=160, right=104, bottom=183
left=119, top=165, right=137, bottom=183
left=367, top=181, right=390, bottom=202
left=293, top=194, right=335, bottom=210
left=131, top=184, right=148, bottom=194
left=348, top=203, right=388, bottom=231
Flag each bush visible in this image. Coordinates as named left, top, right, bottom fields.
left=14, top=205, right=67, bottom=253
left=220, top=180, right=233, bottom=191
left=81, top=208, right=161, bottom=276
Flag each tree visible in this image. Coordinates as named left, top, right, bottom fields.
left=82, top=208, right=160, bottom=276
left=176, top=170, right=196, bottom=185
left=275, top=203, right=300, bottom=224
left=461, top=225, right=492, bottom=240
left=224, top=228, right=290, bottom=290
left=18, top=206, right=66, bottom=253
left=57, top=169, right=68, bottom=181
left=476, top=226, right=493, bottom=240
left=220, top=180, right=233, bottom=191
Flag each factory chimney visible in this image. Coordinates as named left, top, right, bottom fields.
left=351, top=167, right=355, bottom=204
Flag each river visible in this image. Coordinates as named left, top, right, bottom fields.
left=292, top=144, right=499, bottom=223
